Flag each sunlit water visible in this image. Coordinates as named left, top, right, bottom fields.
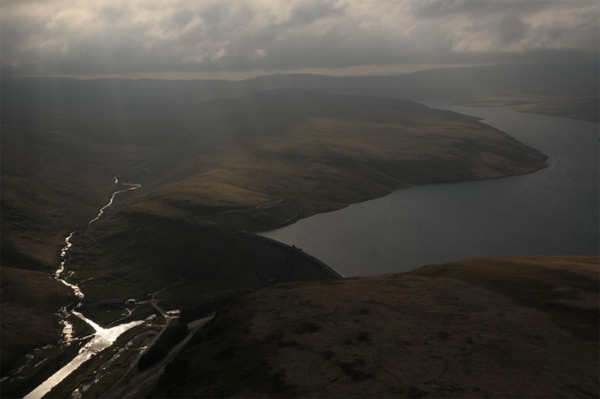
left=23, top=315, right=144, bottom=399
left=263, top=103, right=599, bottom=276
left=88, top=180, right=141, bottom=225
left=22, top=176, right=142, bottom=399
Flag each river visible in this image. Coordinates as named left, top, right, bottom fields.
left=262, top=102, right=599, bottom=277
left=23, top=177, right=143, bottom=399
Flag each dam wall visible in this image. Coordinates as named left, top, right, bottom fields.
left=235, top=232, right=342, bottom=284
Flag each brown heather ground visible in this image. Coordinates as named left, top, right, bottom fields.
left=153, top=256, right=599, bottom=398
left=0, top=266, right=74, bottom=370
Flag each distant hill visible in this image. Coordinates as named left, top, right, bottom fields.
left=152, top=256, right=599, bottom=398
left=238, top=59, right=599, bottom=102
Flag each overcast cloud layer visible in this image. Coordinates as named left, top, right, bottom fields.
left=1, top=0, right=598, bottom=77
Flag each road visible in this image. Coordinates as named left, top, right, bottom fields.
left=100, top=314, right=214, bottom=398
left=98, top=283, right=177, bottom=397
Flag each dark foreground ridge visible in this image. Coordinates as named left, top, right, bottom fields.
left=152, top=256, right=599, bottom=398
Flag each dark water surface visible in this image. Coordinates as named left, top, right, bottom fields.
left=263, top=102, right=599, bottom=277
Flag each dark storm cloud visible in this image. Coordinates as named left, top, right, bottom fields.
left=1, top=0, right=598, bottom=76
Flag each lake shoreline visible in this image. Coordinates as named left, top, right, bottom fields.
left=263, top=103, right=599, bottom=277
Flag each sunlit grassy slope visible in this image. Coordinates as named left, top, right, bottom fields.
left=124, top=90, right=548, bottom=231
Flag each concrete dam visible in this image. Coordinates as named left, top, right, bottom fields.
left=235, top=232, right=342, bottom=285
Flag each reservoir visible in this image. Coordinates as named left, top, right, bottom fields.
left=263, top=102, right=599, bottom=277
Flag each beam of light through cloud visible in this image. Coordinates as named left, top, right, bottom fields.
left=1, top=0, right=598, bottom=78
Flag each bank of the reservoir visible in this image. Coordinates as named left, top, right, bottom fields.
left=263, top=103, right=599, bottom=277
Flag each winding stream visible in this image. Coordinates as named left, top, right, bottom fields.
left=23, top=177, right=143, bottom=399
left=88, top=179, right=141, bottom=225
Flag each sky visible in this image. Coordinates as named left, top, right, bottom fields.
left=1, top=0, right=598, bottom=80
